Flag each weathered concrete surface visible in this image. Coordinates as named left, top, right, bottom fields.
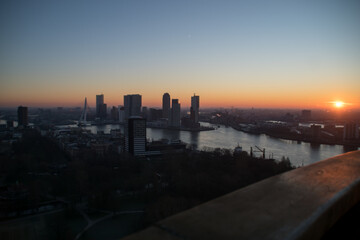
left=123, top=151, right=360, bottom=240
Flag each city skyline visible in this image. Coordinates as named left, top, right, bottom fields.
left=1, top=0, right=359, bottom=109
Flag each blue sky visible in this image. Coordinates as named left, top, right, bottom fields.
left=1, top=0, right=359, bottom=108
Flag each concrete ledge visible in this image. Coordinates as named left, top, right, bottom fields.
left=123, top=151, right=360, bottom=240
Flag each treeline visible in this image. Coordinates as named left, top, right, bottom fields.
left=0, top=130, right=294, bottom=230
left=143, top=149, right=294, bottom=224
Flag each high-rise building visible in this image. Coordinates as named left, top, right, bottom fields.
left=96, top=94, right=104, bottom=118
left=170, top=99, right=181, bottom=127
left=118, top=106, right=125, bottom=123
left=101, top=103, right=107, bottom=119
left=162, top=93, right=170, bottom=119
left=125, top=117, right=146, bottom=156
left=191, top=94, right=200, bottom=123
left=110, top=106, right=119, bottom=121
left=124, top=94, right=142, bottom=119
left=17, top=106, right=28, bottom=127
left=142, top=107, right=148, bottom=119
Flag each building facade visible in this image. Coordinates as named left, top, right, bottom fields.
left=162, top=93, right=170, bottom=119
left=191, top=94, right=200, bottom=123
left=125, top=117, right=146, bottom=156
left=170, top=99, right=181, bottom=127
left=124, top=94, right=142, bottom=119
left=96, top=94, right=107, bottom=119
left=17, top=106, right=28, bottom=127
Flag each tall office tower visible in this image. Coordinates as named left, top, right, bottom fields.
left=124, top=94, right=142, bottom=119
left=96, top=94, right=104, bottom=118
left=17, top=106, right=28, bottom=127
left=191, top=94, right=200, bottom=123
left=125, top=117, right=146, bottom=156
left=170, top=99, right=181, bottom=127
left=118, top=106, right=125, bottom=123
left=100, top=103, right=107, bottom=119
left=162, top=93, right=170, bottom=119
left=110, top=106, right=119, bottom=121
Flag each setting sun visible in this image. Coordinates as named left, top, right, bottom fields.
left=334, top=101, right=344, bottom=108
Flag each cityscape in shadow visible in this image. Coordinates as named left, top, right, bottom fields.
left=0, top=0, right=359, bottom=239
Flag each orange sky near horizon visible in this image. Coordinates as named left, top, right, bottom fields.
left=0, top=85, right=359, bottom=110
left=1, top=1, right=359, bottom=111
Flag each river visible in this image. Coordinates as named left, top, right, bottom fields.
left=80, top=122, right=357, bottom=167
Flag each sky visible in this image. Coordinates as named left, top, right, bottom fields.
left=0, top=0, right=359, bottom=109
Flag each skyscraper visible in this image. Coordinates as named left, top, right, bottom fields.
left=17, top=106, right=28, bottom=127
left=96, top=94, right=107, bottom=119
left=125, top=117, right=146, bottom=156
left=96, top=94, right=104, bottom=117
left=170, top=99, right=181, bottom=127
left=124, top=94, right=142, bottom=119
left=191, top=94, right=200, bottom=123
left=162, top=93, right=170, bottom=119
left=118, top=106, right=125, bottom=123
left=110, top=106, right=119, bottom=121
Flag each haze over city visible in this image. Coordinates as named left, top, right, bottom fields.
left=1, top=0, right=359, bottom=109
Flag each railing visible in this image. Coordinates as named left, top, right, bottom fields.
left=122, top=150, right=360, bottom=240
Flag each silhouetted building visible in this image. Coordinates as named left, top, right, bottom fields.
left=124, top=94, right=142, bottom=119
left=343, top=122, right=359, bottom=140
left=162, top=93, right=170, bottom=119
left=96, top=94, right=107, bottom=119
left=142, top=107, right=148, bottom=119
left=191, top=94, right=200, bottom=123
left=182, top=116, right=200, bottom=128
left=17, top=106, right=28, bottom=127
left=301, top=110, right=311, bottom=121
left=311, top=124, right=321, bottom=141
left=101, top=103, right=107, bottom=119
left=118, top=106, right=125, bottom=123
left=148, top=108, right=162, bottom=121
left=110, top=106, right=119, bottom=121
left=96, top=94, right=104, bottom=117
left=125, top=117, right=146, bottom=156
left=170, top=99, right=181, bottom=127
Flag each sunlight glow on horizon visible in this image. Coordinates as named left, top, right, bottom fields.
left=0, top=1, right=359, bottom=110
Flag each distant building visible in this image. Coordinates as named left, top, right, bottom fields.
left=96, top=94, right=107, bottom=119
left=96, top=94, right=104, bottom=117
left=182, top=116, right=200, bottom=128
left=142, top=107, right=148, bottom=119
left=148, top=108, right=162, bottom=122
left=101, top=104, right=107, bottom=119
left=110, top=106, right=119, bottom=121
left=125, top=117, right=146, bottom=156
left=311, top=124, right=321, bottom=140
left=191, top=94, right=200, bottom=123
left=118, top=106, right=125, bottom=123
left=124, top=94, right=142, bottom=119
left=170, top=99, right=181, bottom=127
left=162, top=93, right=170, bottom=119
left=301, top=110, right=311, bottom=121
left=17, top=106, right=28, bottom=127
left=343, top=122, right=359, bottom=140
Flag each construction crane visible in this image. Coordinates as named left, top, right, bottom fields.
left=250, top=145, right=266, bottom=158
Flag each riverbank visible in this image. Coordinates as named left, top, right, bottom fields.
left=147, top=125, right=215, bottom=132
left=230, top=124, right=360, bottom=148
